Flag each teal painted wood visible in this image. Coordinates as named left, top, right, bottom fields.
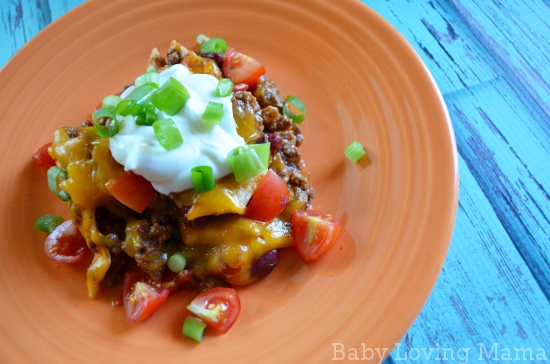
left=0, top=0, right=50, bottom=67
left=360, top=0, right=499, bottom=95
left=4, top=1, right=550, bottom=363
left=0, top=0, right=84, bottom=68
left=49, top=0, right=85, bottom=21
left=385, top=156, right=550, bottom=362
left=449, top=0, right=550, bottom=123
left=363, top=0, right=550, bottom=363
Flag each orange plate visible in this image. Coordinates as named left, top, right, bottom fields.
left=0, top=0, right=458, bottom=363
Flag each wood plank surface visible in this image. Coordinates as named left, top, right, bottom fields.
left=2, top=0, right=550, bottom=363
left=365, top=0, right=550, bottom=362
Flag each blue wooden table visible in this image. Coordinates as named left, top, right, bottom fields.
left=2, top=1, right=549, bottom=363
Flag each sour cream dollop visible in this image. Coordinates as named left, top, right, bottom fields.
left=109, top=64, right=245, bottom=195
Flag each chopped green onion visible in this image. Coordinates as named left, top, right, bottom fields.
left=153, top=118, right=183, bottom=150
left=167, top=253, right=187, bottom=273
left=214, top=78, right=233, bottom=97
left=34, top=214, right=64, bottom=233
left=183, top=316, right=206, bottom=342
left=191, top=166, right=215, bottom=192
left=201, top=102, right=224, bottom=124
left=151, top=77, right=190, bottom=116
left=344, top=141, right=367, bottom=163
left=200, top=37, right=228, bottom=54
left=196, top=34, right=210, bottom=45
left=47, top=166, right=70, bottom=201
left=102, top=95, right=122, bottom=111
left=135, top=70, right=160, bottom=88
left=145, top=104, right=157, bottom=125
left=248, top=143, right=271, bottom=166
left=124, top=83, right=158, bottom=105
left=92, top=107, right=115, bottom=123
left=92, top=108, right=119, bottom=137
left=282, top=95, right=306, bottom=124
left=227, top=145, right=269, bottom=182
left=136, top=104, right=158, bottom=126
left=117, top=100, right=142, bottom=117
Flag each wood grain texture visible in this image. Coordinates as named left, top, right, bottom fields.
left=2, top=0, right=550, bottom=363
left=364, top=0, right=550, bottom=362
left=449, top=0, right=550, bottom=122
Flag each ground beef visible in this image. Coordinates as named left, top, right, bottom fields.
left=65, top=125, right=79, bottom=138
left=135, top=221, right=170, bottom=280
left=81, top=119, right=93, bottom=127
left=286, top=169, right=315, bottom=207
left=167, top=41, right=188, bottom=65
left=148, top=48, right=167, bottom=71
left=100, top=251, right=129, bottom=288
left=95, top=206, right=126, bottom=241
left=260, top=106, right=293, bottom=133
left=254, top=74, right=285, bottom=111
left=233, top=91, right=262, bottom=131
left=278, top=130, right=305, bottom=170
left=256, top=104, right=314, bottom=208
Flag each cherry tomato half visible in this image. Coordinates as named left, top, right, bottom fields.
left=44, top=220, right=87, bottom=263
left=32, top=143, right=56, bottom=167
left=244, top=169, right=290, bottom=222
left=106, top=173, right=156, bottom=213
left=222, top=47, right=265, bottom=89
left=122, top=271, right=170, bottom=322
left=187, top=287, right=241, bottom=334
left=292, top=210, right=342, bottom=262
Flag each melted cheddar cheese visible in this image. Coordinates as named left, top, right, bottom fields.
left=48, top=120, right=297, bottom=296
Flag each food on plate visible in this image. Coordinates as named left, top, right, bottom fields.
left=344, top=141, right=368, bottom=163
left=33, top=35, right=341, bottom=340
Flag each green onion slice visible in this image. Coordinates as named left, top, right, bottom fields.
left=183, top=316, right=206, bottom=342
left=200, top=37, right=228, bottom=54
left=282, top=95, right=306, bottom=124
left=201, top=102, right=224, bottom=125
left=196, top=34, right=210, bottom=45
left=92, top=107, right=115, bottom=123
left=145, top=104, right=157, bottom=125
left=117, top=100, right=142, bottom=117
left=35, top=214, right=64, bottom=233
left=227, top=144, right=269, bottom=182
left=102, top=95, right=122, bottom=111
left=214, top=78, right=233, bottom=97
left=151, top=77, right=190, bottom=116
left=124, top=83, right=158, bottom=105
left=248, top=143, right=271, bottom=166
left=167, top=253, right=187, bottom=273
left=135, top=70, right=160, bottom=88
left=92, top=108, right=119, bottom=138
left=96, top=118, right=120, bottom=138
left=153, top=118, right=183, bottom=150
left=344, top=141, right=367, bottom=163
left=47, top=166, right=70, bottom=201
left=136, top=104, right=158, bottom=126
left=191, top=166, right=215, bottom=192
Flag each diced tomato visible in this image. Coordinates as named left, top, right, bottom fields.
left=187, top=287, right=240, bottom=334
left=232, top=83, right=249, bottom=92
left=292, top=210, right=342, bottom=262
left=244, top=169, right=290, bottom=222
left=122, top=271, right=170, bottom=322
left=106, top=173, right=156, bottom=213
left=222, top=47, right=265, bottom=89
left=32, top=143, right=56, bottom=167
left=44, top=220, right=87, bottom=263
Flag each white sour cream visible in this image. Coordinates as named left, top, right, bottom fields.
left=109, top=64, right=245, bottom=194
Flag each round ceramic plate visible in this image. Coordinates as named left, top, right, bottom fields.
left=0, top=0, right=458, bottom=363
